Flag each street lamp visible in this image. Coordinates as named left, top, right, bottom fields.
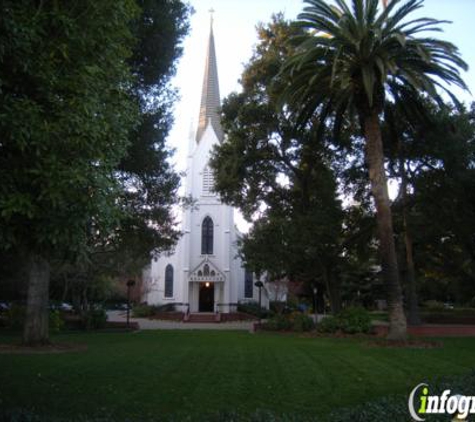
left=254, top=280, right=264, bottom=323
left=313, top=286, right=318, bottom=325
left=126, top=279, right=136, bottom=328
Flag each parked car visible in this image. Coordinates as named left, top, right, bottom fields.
left=59, top=302, right=73, bottom=311
left=50, top=301, right=73, bottom=312
left=0, top=302, right=11, bottom=312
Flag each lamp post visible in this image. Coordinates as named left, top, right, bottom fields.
left=313, top=286, right=318, bottom=325
left=126, top=279, right=136, bottom=328
left=254, top=280, right=264, bottom=324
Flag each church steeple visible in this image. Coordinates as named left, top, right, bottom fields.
left=196, top=10, right=223, bottom=143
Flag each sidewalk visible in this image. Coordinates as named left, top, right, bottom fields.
left=107, top=310, right=254, bottom=331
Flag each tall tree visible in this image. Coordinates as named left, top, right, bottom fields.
left=282, top=0, right=468, bottom=340
left=75, top=0, right=192, bottom=287
left=0, top=0, right=139, bottom=345
left=115, top=0, right=192, bottom=266
left=410, top=104, right=475, bottom=305
left=211, top=15, right=344, bottom=312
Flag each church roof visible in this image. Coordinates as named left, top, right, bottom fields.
left=196, top=16, right=224, bottom=143
left=189, top=257, right=225, bottom=282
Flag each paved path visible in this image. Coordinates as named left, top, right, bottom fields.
left=107, top=311, right=254, bottom=331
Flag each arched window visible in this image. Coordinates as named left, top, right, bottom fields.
left=201, top=216, right=214, bottom=255
left=244, top=269, right=253, bottom=298
left=164, top=264, right=173, bottom=298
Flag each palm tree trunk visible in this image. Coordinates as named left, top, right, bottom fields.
left=364, top=111, right=407, bottom=340
left=23, top=253, right=50, bottom=346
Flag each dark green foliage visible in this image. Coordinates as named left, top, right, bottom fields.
left=4, top=305, right=26, bottom=330
left=49, top=310, right=64, bottom=333
left=211, top=16, right=344, bottom=310
left=4, top=306, right=64, bottom=332
left=317, top=315, right=342, bottom=334
left=318, top=307, right=372, bottom=334
left=81, top=307, right=107, bottom=330
left=0, top=0, right=139, bottom=257
left=0, top=0, right=142, bottom=344
left=288, top=312, right=315, bottom=332
left=132, top=304, right=157, bottom=317
left=282, top=0, right=469, bottom=340
left=237, top=301, right=270, bottom=318
left=111, top=0, right=192, bottom=273
left=262, top=314, right=292, bottom=331
left=263, top=312, right=315, bottom=332
left=0, top=1, right=192, bottom=343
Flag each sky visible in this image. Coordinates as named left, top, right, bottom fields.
left=167, top=0, right=475, bottom=229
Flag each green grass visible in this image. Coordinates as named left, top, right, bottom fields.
left=1, top=330, right=475, bottom=420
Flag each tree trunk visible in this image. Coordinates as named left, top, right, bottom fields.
left=364, top=112, right=407, bottom=340
left=323, top=267, right=341, bottom=314
left=400, top=158, right=421, bottom=326
left=404, top=215, right=421, bottom=325
left=23, top=253, right=51, bottom=346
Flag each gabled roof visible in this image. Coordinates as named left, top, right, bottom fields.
left=189, top=256, right=225, bottom=282
left=195, top=16, right=224, bottom=143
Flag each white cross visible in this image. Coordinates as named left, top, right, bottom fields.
left=209, top=8, right=215, bottom=25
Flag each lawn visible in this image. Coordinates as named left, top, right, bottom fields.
left=1, top=330, right=475, bottom=420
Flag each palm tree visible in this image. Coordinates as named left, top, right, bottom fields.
left=282, top=0, right=468, bottom=340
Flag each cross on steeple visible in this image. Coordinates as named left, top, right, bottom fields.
left=209, top=7, right=215, bottom=29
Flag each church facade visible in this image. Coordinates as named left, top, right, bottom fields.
left=143, top=19, right=268, bottom=314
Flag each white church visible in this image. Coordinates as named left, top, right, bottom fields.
left=143, top=18, right=269, bottom=315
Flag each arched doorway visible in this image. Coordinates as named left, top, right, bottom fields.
left=199, top=282, right=214, bottom=312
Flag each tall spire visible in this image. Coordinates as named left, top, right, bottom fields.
left=196, top=9, right=223, bottom=143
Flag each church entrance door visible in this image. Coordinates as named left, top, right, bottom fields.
left=199, top=282, right=214, bottom=312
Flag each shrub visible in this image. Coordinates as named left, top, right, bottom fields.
left=317, top=307, right=371, bottom=335
left=317, top=315, right=341, bottom=334
left=262, top=313, right=314, bottom=332
left=288, top=312, right=315, bottom=332
left=269, top=301, right=286, bottom=315
left=132, top=304, right=156, bottom=318
left=82, top=307, right=107, bottom=330
left=338, top=307, right=372, bottom=334
left=4, top=305, right=64, bottom=332
left=49, top=309, right=64, bottom=333
left=156, top=303, right=177, bottom=312
left=238, top=301, right=270, bottom=318
left=422, top=300, right=445, bottom=311
left=262, top=314, right=292, bottom=331
left=5, top=304, right=26, bottom=330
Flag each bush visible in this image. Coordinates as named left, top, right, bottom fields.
left=82, top=307, right=107, bottom=330
left=49, top=309, right=64, bottom=333
left=317, top=307, right=371, bottom=335
left=262, top=314, right=292, bottom=331
left=132, top=304, right=156, bottom=318
left=238, top=301, right=270, bottom=318
left=262, top=312, right=314, bottom=332
left=338, top=307, right=372, bottom=334
left=289, top=312, right=315, bottom=332
left=156, top=303, right=177, bottom=312
left=422, top=300, right=445, bottom=311
left=317, top=315, right=341, bottom=334
left=269, top=301, right=286, bottom=315
left=4, top=305, right=64, bottom=332
left=5, top=304, right=26, bottom=330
